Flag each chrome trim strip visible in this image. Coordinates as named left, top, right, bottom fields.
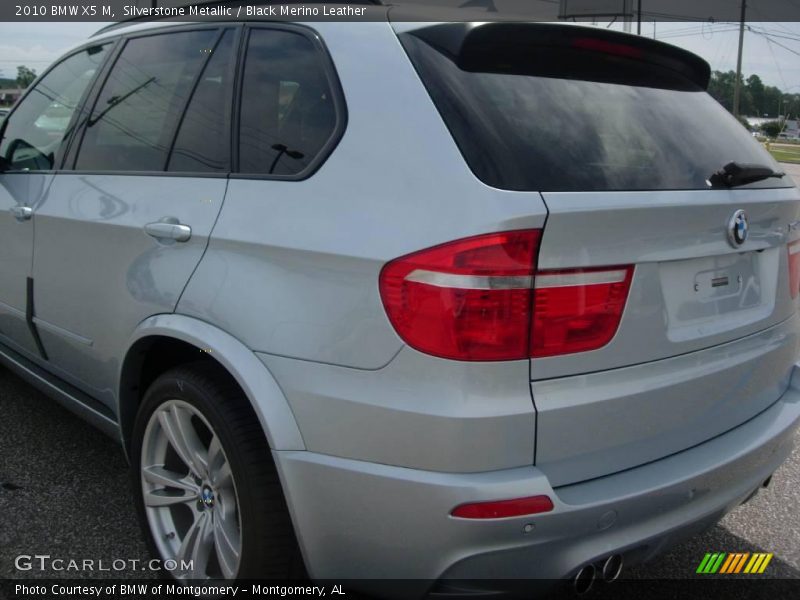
left=404, top=269, right=533, bottom=290
left=534, top=269, right=628, bottom=289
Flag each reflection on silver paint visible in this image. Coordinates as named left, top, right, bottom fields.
left=0, top=172, right=54, bottom=357
left=177, top=22, right=549, bottom=371
left=0, top=19, right=799, bottom=584
left=30, top=174, right=226, bottom=406
left=532, top=313, right=800, bottom=486
left=533, top=187, right=800, bottom=381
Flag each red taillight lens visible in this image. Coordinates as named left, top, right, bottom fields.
left=379, top=230, right=540, bottom=361
left=379, top=231, right=633, bottom=361
left=789, top=241, right=800, bottom=299
left=451, top=495, right=554, bottom=519
left=531, top=267, right=634, bottom=358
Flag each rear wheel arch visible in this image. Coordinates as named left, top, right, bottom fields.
left=118, top=315, right=305, bottom=459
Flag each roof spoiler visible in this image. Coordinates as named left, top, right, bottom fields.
left=409, top=22, right=711, bottom=89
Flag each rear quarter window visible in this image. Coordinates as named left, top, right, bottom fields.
left=237, top=27, right=341, bottom=177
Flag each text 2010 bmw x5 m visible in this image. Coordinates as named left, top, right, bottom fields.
left=1, top=14, right=799, bottom=596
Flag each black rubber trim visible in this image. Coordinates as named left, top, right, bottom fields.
left=25, top=277, right=49, bottom=361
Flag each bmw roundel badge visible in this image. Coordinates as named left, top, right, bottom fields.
left=727, top=210, right=749, bottom=248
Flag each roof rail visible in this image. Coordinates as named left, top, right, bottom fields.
left=92, top=0, right=384, bottom=36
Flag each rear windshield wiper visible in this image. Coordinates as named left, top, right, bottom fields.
left=708, top=162, right=785, bottom=188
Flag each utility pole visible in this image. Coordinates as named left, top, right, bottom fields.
left=623, top=0, right=632, bottom=33
left=733, top=0, right=746, bottom=118
left=637, top=0, right=642, bottom=35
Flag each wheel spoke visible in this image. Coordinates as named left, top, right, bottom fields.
left=207, top=436, right=224, bottom=480
left=213, top=507, right=241, bottom=580
left=208, top=437, right=232, bottom=489
left=144, top=487, right=195, bottom=507
left=142, top=466, right=198, bottom=494
left=142, top=399, right=242, bottom=580
left=158, top=405, right=209, bottom=479
left=176, top=512, right=213, bottom=577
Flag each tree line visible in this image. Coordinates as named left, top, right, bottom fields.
left=0, top=66, right=37, bottom=90
left=708, top=71, right=799, bottom=119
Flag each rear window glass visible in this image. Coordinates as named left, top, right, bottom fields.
left=400, top=32, right=791, bottom=192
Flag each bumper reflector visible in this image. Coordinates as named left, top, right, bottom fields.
left=451, top=495, right=554, bottom=519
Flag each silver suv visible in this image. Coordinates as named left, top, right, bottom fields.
left=1, top=14, right=799, bottom=595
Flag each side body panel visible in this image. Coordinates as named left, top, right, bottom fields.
left=0, top=173, right=51, bottom=357
left=176, top=21, right=547, bottom=470
left=177, top=21, right=549, bottom=369
left=31, top=175, right=227, bottom=410
left=259, top=349, right=533, bottom=472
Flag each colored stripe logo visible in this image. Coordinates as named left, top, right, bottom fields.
left=696, top=552, right=773, bottom=574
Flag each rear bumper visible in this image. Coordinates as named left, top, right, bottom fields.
left=273, top=364, right=800, bottom=594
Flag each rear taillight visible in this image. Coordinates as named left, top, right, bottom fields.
left=379, top=230, right=539, bottom=361
left=788, top=240, right=800, bottom=299
left=379, top=230, right=633, bottom=361
left=531, top=267, right=633, bottom=358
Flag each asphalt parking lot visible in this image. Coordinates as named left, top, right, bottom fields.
left=1, top=165, right=799, bottom=595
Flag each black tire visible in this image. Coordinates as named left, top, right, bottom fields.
left=130, top=361, right=304, bottom=580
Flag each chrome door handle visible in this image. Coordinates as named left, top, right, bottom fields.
left=144, top=217, right=192, bottom=243
left=10, top=205, right=33, bottom=221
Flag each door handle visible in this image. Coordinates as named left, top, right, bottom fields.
left=10, top=205, right=33, bottom=221
left=144, top=217, right=192, bottom=243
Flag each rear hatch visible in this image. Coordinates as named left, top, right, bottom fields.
left=398, top=22, right=800, bottom=485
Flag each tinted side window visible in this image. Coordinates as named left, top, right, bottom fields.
left=76, top=30, right=217, bottom=172
left=239, top=29, right=337, bottom=176
left=168, top=30, right=235, bottom=173
left=0, top=44, right=109, bottom=171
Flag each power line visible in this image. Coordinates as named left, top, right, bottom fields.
left=749, top=29, right=800, bottom=58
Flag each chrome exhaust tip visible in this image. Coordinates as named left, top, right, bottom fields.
left=573, top=564, right=596, bottom=595
left=601, top=554, right=624, bottom=582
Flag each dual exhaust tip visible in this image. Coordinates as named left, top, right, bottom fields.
left=573, top=554, right=623, bottom=595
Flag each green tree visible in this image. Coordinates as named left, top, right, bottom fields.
left=16, top=65, right=36, bottom=89
left=763, top=86, right=784, bottom=118
left=762, top=120, right=783, bottom=138
left=746, top=74, right=765, bottom=115
left=707, top=71, right=795, bottom=117
left=708, top=70, right=736, bottom=111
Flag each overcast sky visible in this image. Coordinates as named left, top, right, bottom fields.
left=0, top=20, right=798, bottom=93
